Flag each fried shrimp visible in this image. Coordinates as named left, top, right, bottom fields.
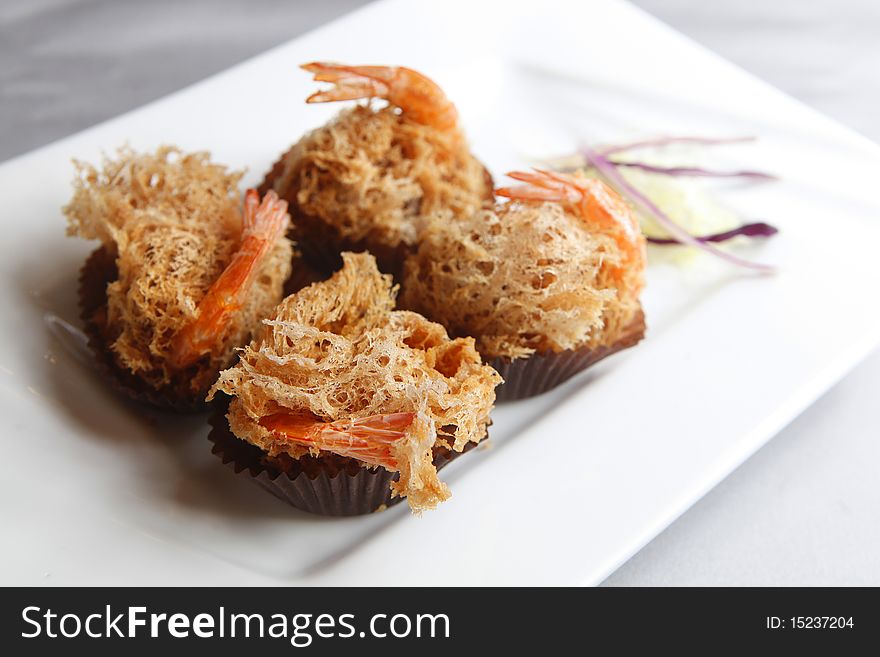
left=170, top=190, right=290, bottom=369
left=258, top=411, right=416, bottom=470
left=497, top=169, right=647, bottom=294
left=209, top=252, right=500, bottom=512
left=259, top=63, right=492, bottom=276
left=64, top=146, right=293, bottom=407
left=302, top=62, right=459, bottom=133
left=402, top=169, right=646, bottom=361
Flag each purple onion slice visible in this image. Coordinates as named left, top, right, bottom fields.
left=598, top=135, right=756, bottom=156
left=647, top=222, right=779, bottom=245
left=610, top=160, right=777, bottom=181
left=581, top=146, right=776, bottom=272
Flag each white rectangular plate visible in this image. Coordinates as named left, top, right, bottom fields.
left=2, top=0, right=880, bottom=586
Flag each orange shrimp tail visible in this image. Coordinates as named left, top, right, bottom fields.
left=241, top=188, right=290, bottom=245
left=169, top=189, right=290, bottom=370
left=497, top=169, right=642, bottom=247
left=496, top=169, right=645, bottom=293
left=302, top=62, right=392, bottom=104
left=260, top=411, right=416, bottom=470
left=300, top=62, right=458, bottom=132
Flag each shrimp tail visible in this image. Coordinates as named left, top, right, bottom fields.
left=497, top=169, right=645, bottom=271
left=260, top=411, right=416, bottom=470
left=242, top=188, right=289, bottom=245
left=300, top=61, right=458, bottom=132
left=169, top=189, right=290, bottom=370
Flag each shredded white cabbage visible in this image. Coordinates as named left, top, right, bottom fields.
left=589, top=149, right=744, bottom=265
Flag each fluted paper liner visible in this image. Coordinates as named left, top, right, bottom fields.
left=207, top=402, right=476, bottom=516
left=489, top=307, right=646, bottom=401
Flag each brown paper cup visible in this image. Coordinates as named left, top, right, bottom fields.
left=207, top=403, right=476, bottom=516
left=489, top=307, right=646, bottom=401
left=284, top=253, right=330, bottom=296
left=293, top=208, right=412, bottom=280
left=259, top=148, right=387, bottom=275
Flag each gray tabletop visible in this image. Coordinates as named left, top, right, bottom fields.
left=3, top=0, right=878, bottom=585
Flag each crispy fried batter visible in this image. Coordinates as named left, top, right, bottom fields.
left=209, top=252, right=500, bottom=513
left=267, top=105, right=492, bottom=259
left=64, top=146, right=293, bottom=395
left=401, top=201, right=643, bottom=359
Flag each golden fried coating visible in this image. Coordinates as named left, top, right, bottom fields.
left=65, top=146, right=293, bottom=397
left=209, top=252, right=500, bottom=512
left=264, top=105, right=493, bottom=272
left=401, top=201, right=644, bottom=360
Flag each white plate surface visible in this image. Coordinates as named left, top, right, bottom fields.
left=2, top=0, right=880, bottom=585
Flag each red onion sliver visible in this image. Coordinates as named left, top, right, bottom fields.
left=581, top=146, right=776, bottom=272
left=647, top=222, right=779, bottom=245
left=611, top=160, right=777, bottom=181
left=598, top=135, right=756, bottom=157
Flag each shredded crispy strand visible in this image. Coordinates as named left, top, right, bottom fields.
left=210, top=252, right=500, bottom=513
left=64, top=145, right=292, bottom=394
left=401, top=200, right=643, bottom=359
left=269, top=105, right=492, bottom=251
